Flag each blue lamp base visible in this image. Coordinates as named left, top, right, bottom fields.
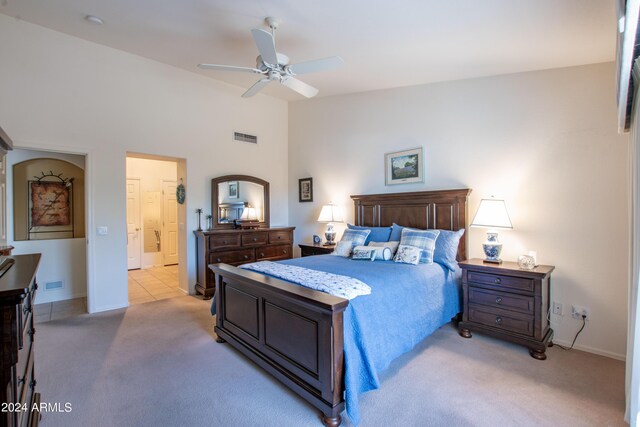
left=482, top=231, right=503, bottom=264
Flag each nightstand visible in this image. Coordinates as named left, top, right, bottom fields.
left=458, top=258, right=555, bottom=360
left=299, top=242, right=336, bottom=257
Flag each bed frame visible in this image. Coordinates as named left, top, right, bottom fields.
left=210, top=189, right=470, bottom=426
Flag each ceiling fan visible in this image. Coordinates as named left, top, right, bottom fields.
left=198, top=17, right=344, bottom=98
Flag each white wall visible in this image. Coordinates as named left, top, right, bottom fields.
left=7, top=149, right=87, bottom=304
left=289, top=62, right=629, bottom=359
left=0, top=15, right=289, bottom=312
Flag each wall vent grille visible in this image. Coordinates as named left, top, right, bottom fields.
left=45, top=280, right=64, bottom=291
left=233, top=132, right=258, bottom=144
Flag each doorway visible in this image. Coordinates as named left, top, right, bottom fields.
left=126, top=154, right=184, bottom=305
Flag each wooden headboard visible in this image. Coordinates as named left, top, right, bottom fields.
left=351, top=188, right=471, bottom=261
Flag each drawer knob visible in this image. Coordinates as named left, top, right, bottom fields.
left=253, top=237, right=257, bottom=241
left=244, top=255, right=248, bottom=259
left=17, top=376, right=25, bottom=386
left=495, top=316, right=502, bottom=325
left=495, top=297, right=503, bottom=304
left=34, top=283, right=38, bottom=291
left=278, top=236, right=281, bottom=239
left=24, top=306, right=32, bottom=315
left=217, top=258, right=221, bottom=262
left=282, top=250, right=287, bottom=254
left=29, top=379, right=36, bottom=389
left=259, top=253, right=264, bottom=257
left=494, top=278, right=501, bottom=284
left=222, top=240, right=227, bottom=244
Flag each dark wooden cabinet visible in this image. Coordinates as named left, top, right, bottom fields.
left=195, top=227, right=295, bottom=299
left=458, top=258, right=555, bottom=360
left=0, top=254, right=41, bottom=427
left=298, top=243, right=335, bottom=257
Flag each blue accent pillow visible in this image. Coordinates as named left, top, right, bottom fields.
left=399, top=228, right=440, bottom=264
left=340, top=228, right=370, bottom=247
left=389, top=223, right=405, bottom=242
left=347, top=224, right=392, bottom=245
left=434, top=229, right=465, bottom=271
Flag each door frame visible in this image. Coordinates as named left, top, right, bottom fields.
left=161, top=179, right=178, bottom=266
left=126, top=177, right=142, bottom=270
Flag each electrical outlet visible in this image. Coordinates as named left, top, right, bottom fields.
left=552, top=302, right=563, bottom=316
left=571, top=305, right=590, bottom=321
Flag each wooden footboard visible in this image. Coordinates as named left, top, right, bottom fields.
left=211, top=263, right=349, bottom=424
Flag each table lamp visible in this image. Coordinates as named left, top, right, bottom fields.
left=317, top=203, right=344, bottom=245
left=470, top=198, right=513, bottom=264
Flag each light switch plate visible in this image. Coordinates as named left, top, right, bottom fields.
left=96, top=226, right=108, bottom=236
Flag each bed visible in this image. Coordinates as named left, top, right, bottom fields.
left=210, top=189, right=470, bottom=426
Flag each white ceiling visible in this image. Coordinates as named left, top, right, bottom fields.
left=0, top=0, right=617, bottom=101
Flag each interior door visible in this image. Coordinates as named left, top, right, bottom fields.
left=126, top=179, right=141, bottom=270
left=162, top=180, right=178, bottom=265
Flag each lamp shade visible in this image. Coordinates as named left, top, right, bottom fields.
left=240, top=206, right=257, bottom=221
left=470, top=198, right=513, bottom=229
left=317, top=204, right=344, bottom=223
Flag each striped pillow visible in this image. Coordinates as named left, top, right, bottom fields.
left=340, top=228, right=371, bottom=248
left=400, top=228, right=440, bottom=264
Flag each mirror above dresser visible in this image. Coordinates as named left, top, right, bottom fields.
left=211, top=175, right=270, bottom=229
left=195, top=175, right=294, bottom=299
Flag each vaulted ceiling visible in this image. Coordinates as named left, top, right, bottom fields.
left=0, top=0, right=617, bottom=100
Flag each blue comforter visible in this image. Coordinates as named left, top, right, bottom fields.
left=212, top=256, right=461, bottom=425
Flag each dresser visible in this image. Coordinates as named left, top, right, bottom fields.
left=195, top=227, right=295, bottom=299
left=0, top=254, right=42, bottom=427
left=458, top=258, right=555, bottom=360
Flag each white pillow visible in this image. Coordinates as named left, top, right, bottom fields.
left=360, top=244, right=392, bottom=260
left=331, top=240, right=353, bottom=257
left=368, top=241, right=400, bottom=257
left=393, top=244, right=422, bottom=265
left=352, top=246, right=377, bottom=261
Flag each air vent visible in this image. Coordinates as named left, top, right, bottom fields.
left=45, top=280, right=64, bottom=291
left=233, top=131, right=258, bottom=144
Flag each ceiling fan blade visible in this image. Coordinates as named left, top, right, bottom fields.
left=198, top=64, right=263, bottom=74
left=251, top=29, right=278, bottom=65
left=287, top=56, right=344, bottom=75
left=281, top=77, right=319, bottom=98
left=242, top=79, right=271, bottom=98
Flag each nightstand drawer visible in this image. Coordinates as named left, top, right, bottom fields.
left=468, top=286, right=534, bottom=314
left=467, top=271, right=534, bottom=293
left=468, top=304, right=534, bottom=336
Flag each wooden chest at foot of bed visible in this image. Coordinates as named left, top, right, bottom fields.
left=194, top=227, right=295, bottom=299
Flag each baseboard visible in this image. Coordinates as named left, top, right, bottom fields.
left=90, top=302, right=129, bottom=314
left=177, top=287, right=189, bottom=295
left=552, top=338, right=626, bottom=361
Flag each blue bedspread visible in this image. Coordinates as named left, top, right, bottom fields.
left=211, top=256, right=461, bottom=425
left=281, top=256, right=461, bottom=424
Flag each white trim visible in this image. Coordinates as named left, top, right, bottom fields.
left=552, top=338, right=626, bottom=361
left=93, top=302, right=128, bottom=312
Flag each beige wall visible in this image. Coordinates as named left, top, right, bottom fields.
left=0, top=15, right=289, bottom=312
left=288, top=62, right=629, bottom=359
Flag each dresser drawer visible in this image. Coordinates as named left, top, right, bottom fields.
left=241, top=232, right=269, bottom=247
left=257, top=245, right=292, bottom=261
left=16, top=319, right=33, bottom=379
left=18, top=292, right=33, bottom=350
left=209, top=233, right=241, bottom=250
left=467, top=271, right=534, bottom=293
left=468, top=304, right=534, bottom=336
left=269, top=230, right=292, bottom=244
left=468, top=286, right=534, bottom=314
left=209, top=249, right=255, bottom=265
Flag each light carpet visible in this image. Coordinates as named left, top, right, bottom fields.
left=34, top=296, right=625, bottom=427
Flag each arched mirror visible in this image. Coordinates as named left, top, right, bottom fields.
left=211, top=175, right=270, bottom=229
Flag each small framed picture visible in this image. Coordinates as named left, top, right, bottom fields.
left=299, top=177, right=313, bottom=202
left=313, top=234, right=321, bottom=244
left=228, top=181, right=239, bottom=199
left=385, top=147, right=424, bottom=185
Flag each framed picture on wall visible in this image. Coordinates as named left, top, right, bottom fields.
left=228, top=181, right=239, bottom=199
left=385, top=147, right=424, bottom=185
left=299, top=177, right=313, bottom=202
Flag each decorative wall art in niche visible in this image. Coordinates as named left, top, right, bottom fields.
left=385, top=147, right=424, bottom=185
left=13, top=158, right=86, bottom=241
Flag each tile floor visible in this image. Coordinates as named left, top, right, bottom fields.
left=34, top=265, right=183, bottom=323
left=34, top=297, right=87, bottom=324
left=128, top=264, right=183, bottom=305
